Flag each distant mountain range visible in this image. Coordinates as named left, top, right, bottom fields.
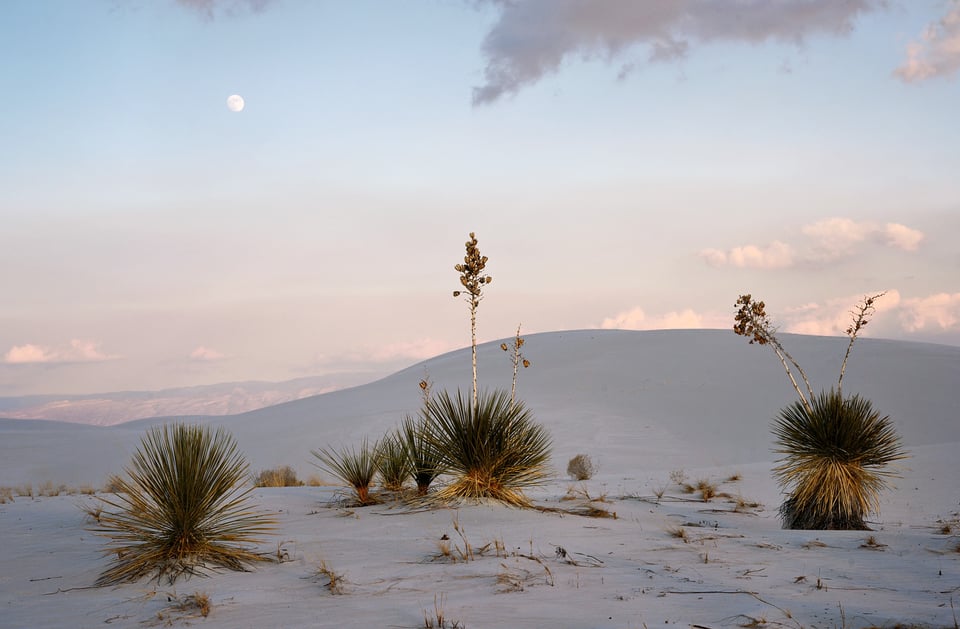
left=0, top=372, right=381, bottom=426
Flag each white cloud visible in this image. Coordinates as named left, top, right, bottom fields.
left=190, top=346, right=226, bottom=361
left=899, top=293, right=960, bottom=332
left=702, top=218, right=924, bottom=269
left=698, top=240, right=794, bottom=269
left=3, top=339, right=120, bottom=365
left=473, top=0, right=879, bottom=104
left=599, top=307, right=725, bottom=331
left=783, top=290, right=901, bottom=336
left=883, top=223, right=924, bottom=251
left=894, top=5, right=960, bottom=82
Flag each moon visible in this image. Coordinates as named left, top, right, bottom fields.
left=226, top=94, right=245, bottom=112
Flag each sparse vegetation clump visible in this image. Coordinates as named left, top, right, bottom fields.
left=566, top=454, right=597, bottom=481
left=734, top=292, right=906, bottom=530
left=422, top=389, right=551, bottom=507
left=94, top=423, right=275, bottom=586
left=377, top=431, right=413, bottom=493
left=311, top=438, right=381, bottom=505
left=253, top=465, right=303, bottom=487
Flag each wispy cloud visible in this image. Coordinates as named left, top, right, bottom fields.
left=173, top=0, right=276, bottom=20
left=189, top=346, right=226, bottom=361
left=599, top=306, right=726, bottom=331
left=701, top=218, right=924, bottom=269
left=473, top=0, right=879, bottom=104
left=3, top=339, right=120, bottom=365
left=894, top=5, right=960, bottom=82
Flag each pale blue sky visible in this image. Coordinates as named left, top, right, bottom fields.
left=2, top=0, right=959, bottom=395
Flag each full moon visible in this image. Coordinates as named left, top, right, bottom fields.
left=226, top=94, right=245, bottom=112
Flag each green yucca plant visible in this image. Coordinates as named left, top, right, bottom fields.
left=376, top=431, right=413, bottom=493
left=94, top=424, right=275, bottom=586
left=311, top=438, right=381, bottom=505
left=423, top=389, right=552, bottom=507
left=773, top=390, right=906, bottom=530
left=400, top=414, right=444, bottom=496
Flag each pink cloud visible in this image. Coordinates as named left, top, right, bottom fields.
left=894, top=5, right=960, bottom=82
left=190, top=346, right=226, bottom=361
left=899, top=293, right=960, bottom=332
left=702, top=218, right=924, bottom=270
left=784, top=290, right=901, bottom=336
left=3, top=339, right=120, bottom=365
left=368, top=338, right=458, bottom=363
left=599, top=307, right=726, bottom=331
left=698, top=240, right=794, bottom=269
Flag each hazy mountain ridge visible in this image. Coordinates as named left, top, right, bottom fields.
left=0, top=372, right=380, bottom=426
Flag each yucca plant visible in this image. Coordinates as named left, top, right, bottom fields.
left=311, top=438, right=381, bottom=505
left=734, top=292, right=907, bottom=529
left=94, top=423, right=275, bottom=586
left=423, top=388, right=552, bottom=507
left=773, top=390, right=906, bottom=530
left=376, top=431, right=413, bottom=493
left=400, top=414, right=444, bottom=496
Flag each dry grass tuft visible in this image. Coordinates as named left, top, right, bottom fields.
left=667, top=525, right=689, bottom=543
left=315, top=559, right=344, bottom=594
left=0, top=487, right=13, bottom=504
left=422, top=592, right=464, bottom=628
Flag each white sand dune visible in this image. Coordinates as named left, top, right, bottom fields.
left=1, top=330, right=958, bottom=628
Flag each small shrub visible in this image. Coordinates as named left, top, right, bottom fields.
left=0, top=487, right=13, bottom=504
left=422, top=389, right=552, bottom=507
left=376, top=431, right=413, bottom=493
left=401, top=415, right=443, bottom=496
left=311, top=438, right=381, bottom=505
left=253, top=465, right=303, bottom=487
left=669, top=469, right=688, bottom=486
left=93, top=423, right=275, bottom=586
left=566, top=454, right=597, bottom=481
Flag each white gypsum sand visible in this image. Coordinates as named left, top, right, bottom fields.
left=1, top=330, right=957, bottom=628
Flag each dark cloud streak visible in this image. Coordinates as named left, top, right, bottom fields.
left=473, top=0, right=880, bottom=105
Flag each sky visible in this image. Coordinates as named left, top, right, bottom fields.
left=1, top=0, right=959, bottom=397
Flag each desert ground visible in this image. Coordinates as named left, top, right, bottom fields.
left=1, top=329, right=958, bottom=628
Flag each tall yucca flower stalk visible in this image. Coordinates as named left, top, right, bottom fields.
left=453, top=232, right=492, bottom=409
left=94, top=424, right=274, bottom=586
left=773, top=390, right=906, bottom=529
left=423, top=389, right=551, bottom=507
left=500, top=323, right=530, bottom=409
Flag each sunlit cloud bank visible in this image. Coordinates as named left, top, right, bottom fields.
left=700, top=218, right=924, bottom=268
left=599, top=307, right=728, bottom=331
left=3, top=339, right=120, bottom=365
left=473, top=0, right=879, bottom=104
left=895, top=5, right=960, bottom=82
left=598, top=290, right=960, bottom=341
left=305, top=338, right=460, bottom=373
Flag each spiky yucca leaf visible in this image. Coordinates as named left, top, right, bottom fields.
left=400, top=415, right=444, bottom=495
left=773, top=390, right=906, bottom=530
left=312, top=438, right=381, bottom=505
left=377, top=431, right=413, bottom=492
left=94, top=424, right=275, bottom=586
left=423, top=389, right=552, bottom=507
